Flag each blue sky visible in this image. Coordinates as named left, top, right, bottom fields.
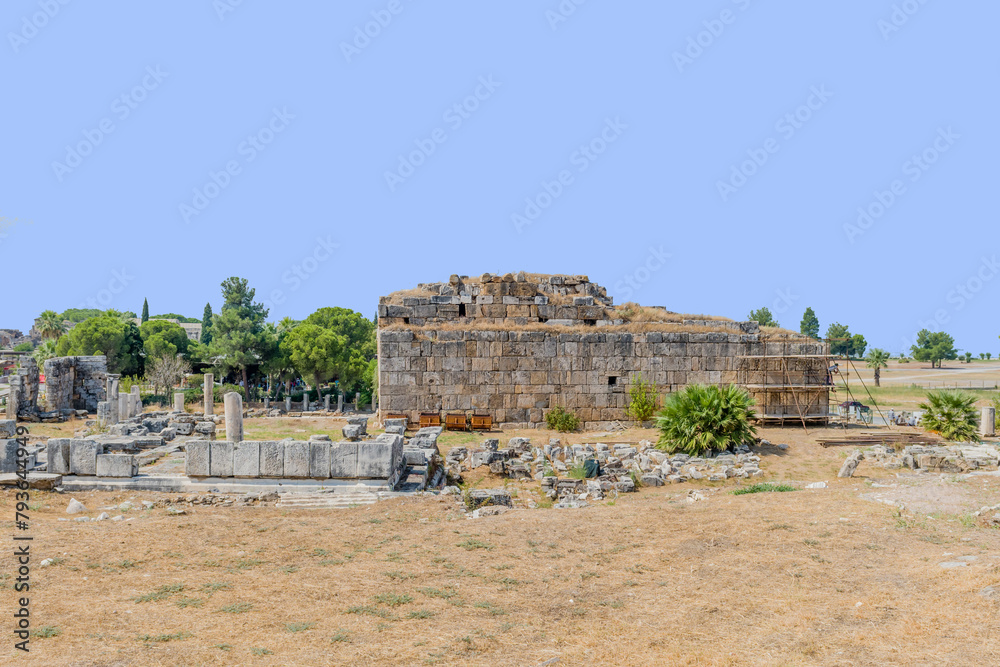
left=1, top=1, right=997, bottom=356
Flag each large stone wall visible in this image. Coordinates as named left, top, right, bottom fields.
left=377, top=274, right=830, bottom=429
left=44, top=356, right=107, bottom=412
left=6, top=358, right=39, bottom=419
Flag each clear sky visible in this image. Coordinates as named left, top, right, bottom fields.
left=2, top=1, right=997, bottom=355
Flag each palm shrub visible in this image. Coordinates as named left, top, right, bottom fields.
left=654, top=384, right=757, bottom=456
left=919, top=390, right=978, bottom=442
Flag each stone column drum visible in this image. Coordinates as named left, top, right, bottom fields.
left=982, top=407, right=996, bottom=438
left=224, top=392, right=243, bottom=443
left=203, top=373, right=214, bottom=415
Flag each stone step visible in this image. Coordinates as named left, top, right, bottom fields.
left=275, top=492, right=380, bottom=508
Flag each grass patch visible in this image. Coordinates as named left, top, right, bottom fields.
left=331, top=630, right=351, bottom=643
left=733, top=483, right=796, bottom=495
left=457, top=538, right=494, bottom=551
left=419, top=587, right=458, bottom=599
left=134, top=583, right=185, bottom=603
left=407, top=609, right=435, bottom=619
left=32, top=626, right=60, bottom=639
left=346, top=605, right=393, bottom=619
left=137, top=631, right=192, bottom=643
left=285, top=622, right=315, bottom=632
left=474, top=601, right=506, bottom=616
left=175, top=597, right=204, bottom=608
left=250, top=647, right=273, bottom=656
left=373, top=592, right=413, bottom=607
left=218, top=602, right=253, bottom=614
left=201, top=581, right=231, bottom=596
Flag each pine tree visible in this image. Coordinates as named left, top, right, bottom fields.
left=799, top=307, right=819, bottom=339
left=200, top=302, right=213, bottom=345
left=141, top=298, right=149, bottom=323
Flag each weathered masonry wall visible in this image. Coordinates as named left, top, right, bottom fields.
left=44, top=356, right=107, bottom=412
left=378, top=328, right=829, bottom=429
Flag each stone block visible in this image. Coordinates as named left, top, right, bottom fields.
left=342, top=424, right=363, bottom=440
left=175, top=422, right=194, bottom=436
left=330, top=441, right=359, bottom=478
left=47, top=438, right=71, bottom=474
left=346, top=416, right=368, bottom=435
left=184, top=440, right=212, bottom=477
left=309, top=442, right=332, bottom=479
left=0, top=419, right=18, bottom=438
left=284, top=441, right=310, bottom=478
left=233, top=441, right=260, bottom=477
left=259, top=441, right=284, bottom=477
left=358, top=434, right=403, bottom=478
left=385, top=424, right=405, bottom=435
left=141, top=418, right=168, bottom=433
left=0, top=439, right=19, bottom=473
left=69, top=440, right=103, bottom=475
left=210, top=441, right=234, bottom=477
left=194, top=421, right=216, bottom=439
left=96, top=454, right=137, bottom=478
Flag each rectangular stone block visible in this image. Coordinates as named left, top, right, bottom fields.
left=259, top=441, right=283, bottom=477
left=0, top=439, right=19, bottom=474
left=0, top=419, right=17, bottom=438
left=210, top=441, right=234, bottom=477
left=70, top=440, right=103, bottom=476
left=309, top=442, right=332, bottom=479
left=96, top=454, right=137, bottom=478
left=284, top=441, right=310, bottom=478
left=184, top=440, right=211, bottom=477
left=330, top=441, right=358, bottom=478
left=358, top=434, right=403, bottom=479
left=47, top=438, right=71, bottom=474
left=233, top=441, right=260, bottom=477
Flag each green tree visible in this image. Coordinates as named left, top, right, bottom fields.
left=299, top=307, right=376, bottom=391
left=799, top=307, right=819, bottom=339
left=55, top=311, right=143, bottom=375
left=36, top=310, right=66, bottom=340
left=13, top=342, right=33, bottom=352
left=865, top=348, right=890, bottom=387
left=964, top=352, right=973, bottom=363
left=32, top=339, right=57, bottom=367
left=747, top=307, right=777, bottom=328
left=625, top=372, right=659, bottom=422
left=281, top=323, right=346, bottom=389
left=200, top=303, right=214, bottom=345
left=850, top=333, right=867, bottom=359
left=141, top=298, right=149, bottom=323
left=988, top=352, right=993, bottom=360
left=919, top=390, right=978, bottom=441
left=825, top=322, right=852, bottom=356
left=150, top=313, right=199, bottom=323
left=140, top=320, right=189, bottom=359
left=207, top=278, right=273, bottom=391
left=910, top=330, right=958, bottom=368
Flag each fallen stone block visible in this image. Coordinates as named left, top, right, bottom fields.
left=96, top=454, right=137, bottom=478
left=47, top=438, right=71, bottom=474
left=70, top=440, right=103, bottom=476
left=838, top=450, right=865, bottom=478
left=347, top=416, right=368, bottom=435
left=233, top=441, right=260, bottom=477
left=210, top=442, right=234, bottom=477
left=174, top=422, right=195, bottom=436
left=194, top=421, right=217, bottom=439
left=0, top=440, right=19, bottom=474
left=0, top=420, right=16, bottom=438
left=342, top=424, right=363, bottom=440
left=466, top=488, right=513, bottom=508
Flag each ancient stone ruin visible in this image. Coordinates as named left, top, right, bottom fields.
left=43, top=356, right=107, bottom=412
left=377, top=273, right=831, bottom=429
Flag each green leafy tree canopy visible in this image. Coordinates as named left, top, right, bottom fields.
left=799, top=307, right=819, bottom=339
left=911, top=329, right=958, bottom=368
left=747, top=307, right=778, bottom=328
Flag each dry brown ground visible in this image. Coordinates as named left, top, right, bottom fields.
left=4, top=426, right=1000, bottom=666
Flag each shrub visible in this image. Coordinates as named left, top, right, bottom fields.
left=919, top=390, right=979, bottom=442
left=626, top=372, right=659, bottom=422
left=732, top=483, right=796, bottom=495
left=545, top=406, right=580, bottom=432
left=654, top=384, right=757, bottom=456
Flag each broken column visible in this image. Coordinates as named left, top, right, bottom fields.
left=337, top=393, right=344, bottom=412
left=285, top=396, right=292, bottom=412
left=224, top=392, right=243, bottom=443
left=302, top=393, right=309, bottom=413
left=96, top=401, right=110, bottom=428
left=203, top=373, right=214, bottom=415
left=982, top=407, right=996, bottom=438
left=324, top=394, right=331, bottom=411
left=107, top=374, right=120, bottom=423
left=838, top=449, right=865, bottom=478
left=174, top=392, right=185, bottom=413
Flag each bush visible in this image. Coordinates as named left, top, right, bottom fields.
left=625, top=372, right=658, bottom=422
left=545, top=406, right=580, bottom=432
left=919, top=390, right=979, bottom=442
left=654, top=384, right=757, bottom=456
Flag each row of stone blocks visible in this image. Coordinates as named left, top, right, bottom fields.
left=47, top=439, right=138, bottom=477
left=184, top=434, right=403, bottom=480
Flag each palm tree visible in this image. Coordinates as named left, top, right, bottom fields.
left=919, top=390, right=978, bottom=442
left=36, top=310, right=65, bottom=340
left=32, top=339, right=58, bottom=367
left=865, top=348, right=891, bottom=387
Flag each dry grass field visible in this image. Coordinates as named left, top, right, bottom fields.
left=4, top=423, right=1000, bottom=666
